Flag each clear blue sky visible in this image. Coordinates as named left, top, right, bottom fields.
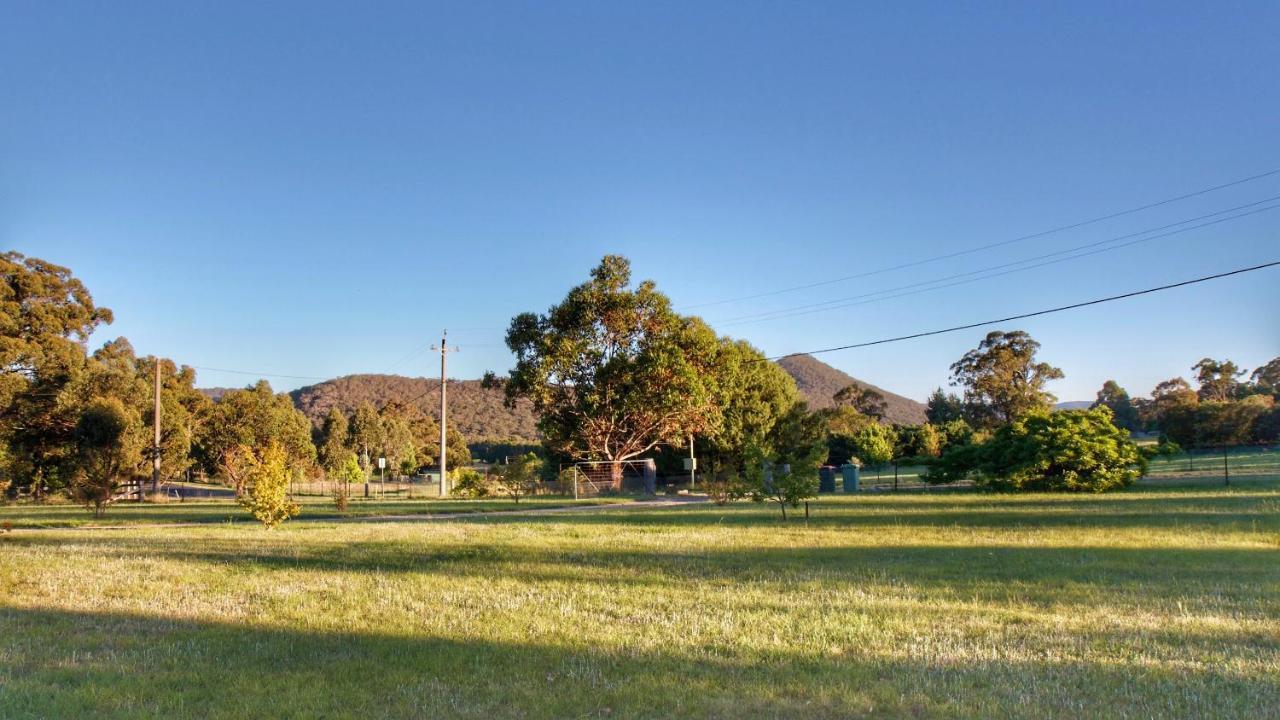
left=4, top=1, right=1277, bottom=402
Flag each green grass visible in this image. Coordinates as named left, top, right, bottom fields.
left=1146, top=445, right=1280, bottom=477
left=1, top=481, right=1277, bottom=718
left=0, top=495, right=631, bottom=529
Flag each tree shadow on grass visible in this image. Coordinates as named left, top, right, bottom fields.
left=492, top=489, right=1280, bottom=532
left=0, top=605, right=1275, bottom=720
left=8, top=527, right=1278, bottom=617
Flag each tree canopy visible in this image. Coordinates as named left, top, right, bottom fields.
left=1091, top=380, right=1139, bottom=432
left=949, top=330, right=1063, bottom=428
left=504, top=256, right=722, bottom=464
left=927, top=408, right=1144, bottom=492
left=833, top=383, right=887, bottom=420
left=1193, top=358, right=1246, bottom=402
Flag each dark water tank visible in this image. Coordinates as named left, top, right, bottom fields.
left=841, top=464, right=861, bottom=492
left=818, top=466, right=836, bottom=493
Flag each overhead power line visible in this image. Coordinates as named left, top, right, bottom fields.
left=684, top=166, right=1280, bottom=310
left=768, top=260, right=1280, bottom=361
left=190, top=366, right=329, bottom=382
left=716, top=198, right=1280, bottom=327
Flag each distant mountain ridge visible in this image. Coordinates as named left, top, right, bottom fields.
left=205, top=357, right=926, bottom=445
left=775, top=354, right=928, bottom=425
left=1053, top=401, right=1093, bottom=411
left=288, top=374, right=541, bottom=442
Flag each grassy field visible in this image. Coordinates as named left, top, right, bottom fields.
left=1146, top=445, right=1280, bottom=478
left=0, top=496, right=631, bottom=529
left=1, top=479, right=1277, bottom=718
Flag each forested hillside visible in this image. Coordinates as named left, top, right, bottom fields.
left=776, top=354, right=928, bottom=425
left=289, top=375, right=541, bottom=443
left=285, top=357, right=928, bottom=444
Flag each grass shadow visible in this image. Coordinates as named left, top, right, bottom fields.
left=0, top=605, right=1275, bottom=719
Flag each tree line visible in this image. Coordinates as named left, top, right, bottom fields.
left=0, top=251, right=472, bottom=519
left=498, top=256, right=1278, bottom=512
left=5, top=250, right=1273, bottom=519
left=1089, top=358, right=1279, bottom=451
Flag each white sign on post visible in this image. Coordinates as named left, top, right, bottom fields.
left=378, top=457, right=386, bottom=470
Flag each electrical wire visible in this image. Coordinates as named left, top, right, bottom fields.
left=190, top=366, right=328, bottom=381
left=715, top=199, right=1280, bottom=327
left=766, top=260, right=1280, bottom=361
left=682, top=166, right=1280, bottom=310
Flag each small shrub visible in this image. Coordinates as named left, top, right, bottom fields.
left=329, top=453, right=364, bottom=511
left=490, top=454, right=542, bottom=503
left=705, top=467, right=750, bottom=506
left=237, top=443, right=300, bottom=529
left=450, top=468, right=490, bottom=498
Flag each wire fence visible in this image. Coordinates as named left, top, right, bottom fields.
left=166, top=444, right=1280, bottom=504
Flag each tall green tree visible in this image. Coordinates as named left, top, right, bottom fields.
left=318, top=407, right=351, bottom=474
left=1147, top=377, right=1199, bottom=446
left=197, top=380, right=315, bottom=495
left=504, top=256, right=720, bottom=473
left=0, top=251, right=113, bottom=399
left=1247, top=357, right=1280, bottom=397
left=1091, top=380, right=1139, bottom=432
left=925, top=388, right=965, bottom=424
left=949, top=330, right=1063, bottom=428
left=348, top=401, right=383, bottom=471
left=697, top=338, right=800, bottom=474
left=69, top=397, right=144, bottom=517
left=895, top=423, right=944, bottom=460
left=1193, top=358, right=1246, bottom=402
left=833, top=383, right=887, bottom=420
left=0, top=252, right=114, bottom=495
left=379, top=412, right=417, bottom=477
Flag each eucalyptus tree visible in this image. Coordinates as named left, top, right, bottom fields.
left=504, top=256, right=721, bottom=478
left=1092, top=380, right=1139, bottom=432
left=949, top=330, right=1063, bottom=428
left=1193, top=358, right=1247, bottom=402
left=1, top=251, right=114, bottom=495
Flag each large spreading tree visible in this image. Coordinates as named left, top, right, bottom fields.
left=697, top=338, right=800, bottom=473
left=1193, top=358, right=1247, bottom=402
left=949, top=330, right=1063, bottom=428
left=1, top=252, right=115, bottom=495
left=198, top=380, right=315, bottom=496
left=504, top=256, right=724, bottom=474
left=926, top=407, right=1144, bottom=492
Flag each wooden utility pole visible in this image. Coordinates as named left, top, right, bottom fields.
left=152, top=361, right=162, bottom=495
left=688, top=434, right=696, bottom=489
left=433, top=331, right=457, bottom=497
